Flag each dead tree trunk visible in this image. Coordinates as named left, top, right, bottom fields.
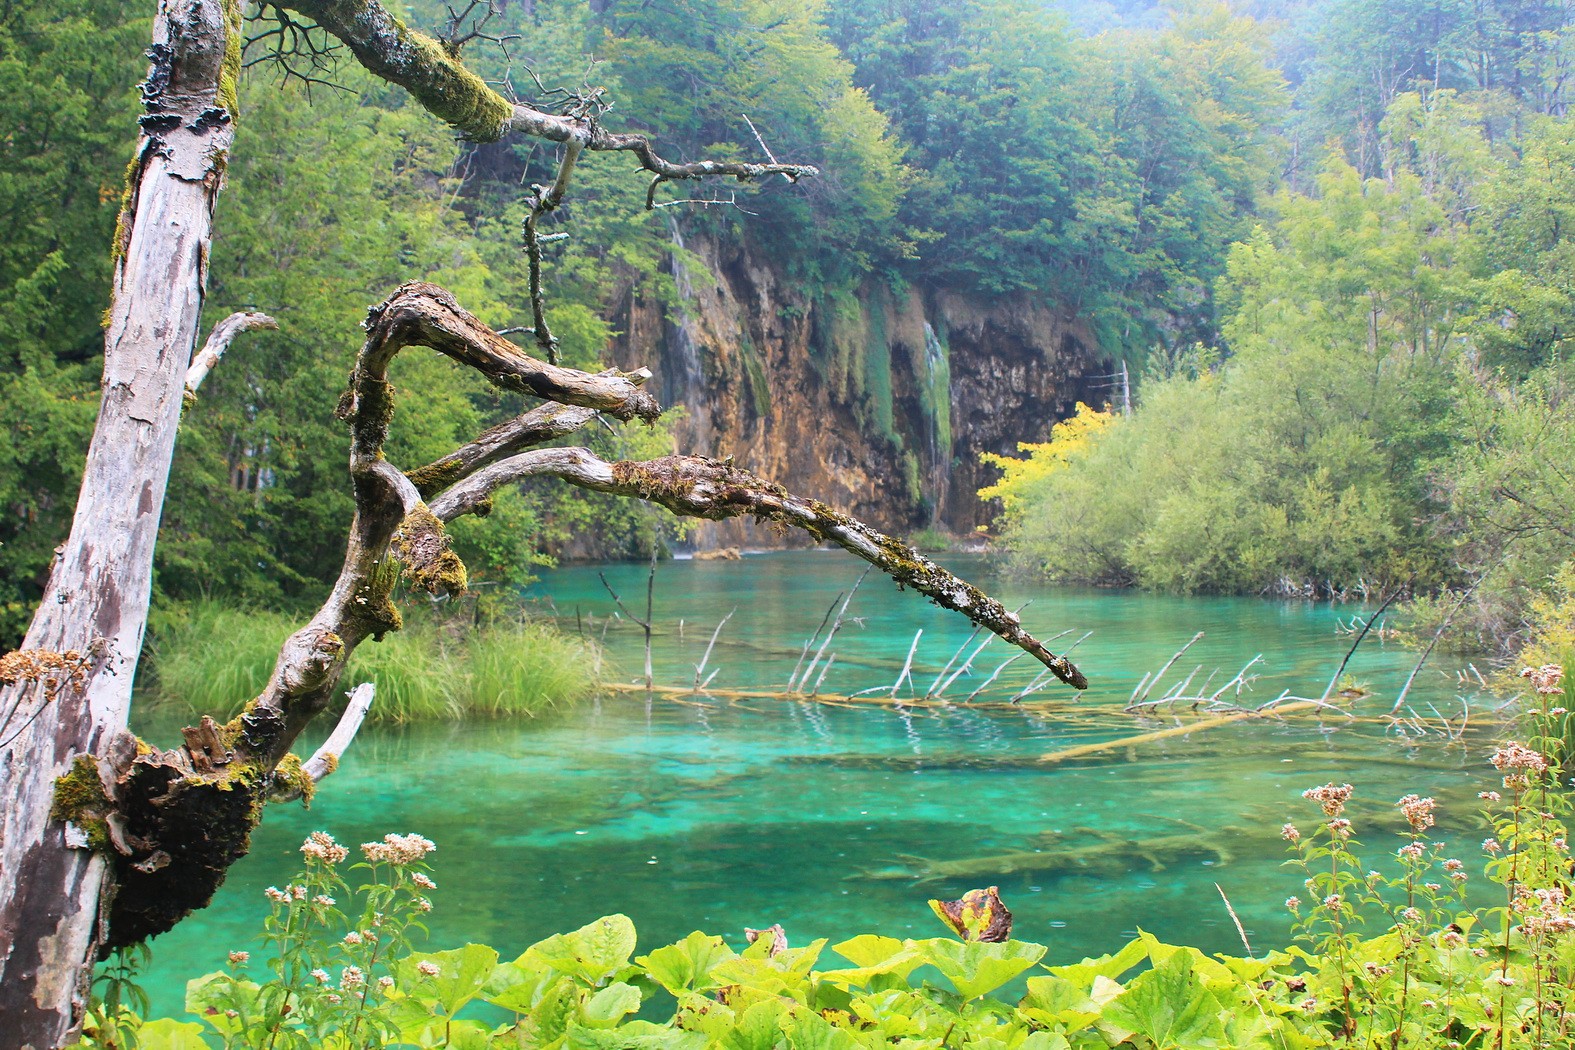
left=0, top=2, right=242, bottom=1044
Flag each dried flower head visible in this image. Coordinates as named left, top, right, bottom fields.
left=228, top=951, right=249, bottom=966
left=417, top=961, right=441, bottom=977
left=1303, top=783, right=1354, bottom=817
left=264, top=886, right=288, bottom=904
left=1491, top=742, right=1547, bottom=778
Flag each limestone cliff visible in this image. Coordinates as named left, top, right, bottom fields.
left=602, top=225, right=1111, bottom=551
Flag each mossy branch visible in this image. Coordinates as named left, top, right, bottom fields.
left=428, top=448, right=1089, bottom=689
left=277, top=0, right=818, bottom=197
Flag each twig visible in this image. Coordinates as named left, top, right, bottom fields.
left=273, top=683, right=375, bottom=802
left=1391, top=579, right=1484, bottom=714
left=925, top=626, right=982, bottom=698
left=694, top=608, right=736, bottom=692
left=185, top=311, right=278, bottom=393
left=892, top=630, right=922, bottom=699
left=1320, top=591, right=1402, bottom=702
left=599, top=554, right=656, bottom=689
left=963, top=654, right=1026, bottom=703
left=1136, top=632, right=1204, bottom=705
left=796, top=568, right=870, bottom=693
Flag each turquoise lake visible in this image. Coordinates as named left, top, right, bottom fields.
left=131, top=551, right=1507, bottom=1016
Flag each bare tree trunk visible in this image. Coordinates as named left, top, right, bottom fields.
left=0, top=1, right=239, bottom=1044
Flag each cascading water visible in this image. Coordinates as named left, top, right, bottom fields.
left=920, top=319, right=954, bottom=527
left=664, top=216, right=710, bottom=440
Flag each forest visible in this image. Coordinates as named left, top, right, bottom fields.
left=3, top=0, right=1575, bottom=1047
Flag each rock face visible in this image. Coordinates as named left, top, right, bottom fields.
left=603, top=226, right=1110, bottom=551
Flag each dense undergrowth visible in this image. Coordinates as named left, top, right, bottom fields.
left=85, top=671, right=1575, bottom=1050
left=143, top=602, right=596, bottom=724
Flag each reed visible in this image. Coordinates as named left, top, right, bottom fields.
left=143, top=601, right=596, bottom=723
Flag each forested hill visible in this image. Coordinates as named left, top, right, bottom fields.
left=1, top=0, right=1569, bottom=646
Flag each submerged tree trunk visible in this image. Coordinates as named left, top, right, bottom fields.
left=0, top=1, right=239, bottom=1044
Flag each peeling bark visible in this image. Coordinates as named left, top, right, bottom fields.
left=0, top=1, right=242, bottom=1043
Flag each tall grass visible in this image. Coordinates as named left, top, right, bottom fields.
left=143, top=601, right=597, bottom=724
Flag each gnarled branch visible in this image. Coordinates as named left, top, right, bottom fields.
left=427, top=447, right=1089, bottom=689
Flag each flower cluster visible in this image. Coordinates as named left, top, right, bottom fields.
left=1303, top=782, right=1354, bottom=817
left=1520, top=664, right=1565, bottom=695
left=1396, top=794, right=1436, bottom=833
left=1490, top=742, right=1548, bottom=790
left=361, top=833, right=436, bottom=865
left=301, top=831, right=350, bottom=865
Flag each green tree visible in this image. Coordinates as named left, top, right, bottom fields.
left=0, top=0, right=149, bottom=644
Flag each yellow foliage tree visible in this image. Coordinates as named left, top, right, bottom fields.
left=977, top=402, right=1117, bottom=515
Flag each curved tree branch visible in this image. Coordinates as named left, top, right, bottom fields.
left=185, top=311, right=279, bottom=393
left=428, top=448, right=1090, bottom=689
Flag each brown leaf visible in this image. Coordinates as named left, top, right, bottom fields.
left=928, top=886, right=1013, bottom=942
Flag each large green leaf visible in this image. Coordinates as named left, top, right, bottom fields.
left=136, top=1018, right=216, bottom=1050
left=635, top=931, right=736, bottom=994
left=567, top=1020, right=709, bottom=1049
left=183, top=974, right=260, bottom=1039
left=725, top=998, right=791, bottom=1050
left=1100, top=950, right=1228, bottom=1050
left=819, top=936, right=924, bottom=988
left=914, top=939, right=1047, bottom=1001
left=526, top=914, right=639, bottom=985
left=581, top=982, right=643, bottom=1028
left=397, top=943, right=500, bottom=1016
left=1045, top=939, right=1147, bottom=989
left=1021, top=974, right=1101, bottom=1029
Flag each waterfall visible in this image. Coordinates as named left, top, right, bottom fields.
left=920, top=319, right=953, bottom=526
left=664, top=216, right=709, bottom=437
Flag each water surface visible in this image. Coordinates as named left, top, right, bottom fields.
left=133, top=552, right=1502, bottom=1016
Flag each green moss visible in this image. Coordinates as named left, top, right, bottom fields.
left=52, top=755, right=113, bottom=853
left=404, top=457, right=467, bottom=498
left=217, top=0, right=243, bottom=119
left=349, top=557, right=404, bottom=641
left=391, top=506, right=468, bottom=596
left=400, top=28, right=512, bottom=141
left=273, top=753, right=315, bottom=806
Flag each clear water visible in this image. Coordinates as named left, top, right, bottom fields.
left=131, top=551, right=1501, bottom=1016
